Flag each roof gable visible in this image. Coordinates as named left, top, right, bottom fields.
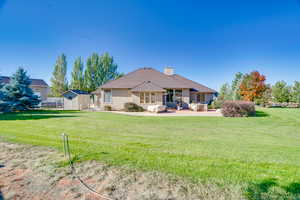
left=131, top=81, right=166, bottom=92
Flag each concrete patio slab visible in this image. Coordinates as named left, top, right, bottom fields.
left=106, top=110, right=222, bottom=117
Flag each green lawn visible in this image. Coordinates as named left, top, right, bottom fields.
left=1, top=108, right=300, bottom=188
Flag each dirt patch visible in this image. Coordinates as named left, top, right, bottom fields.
left=0, top=141, right=244, bottom=200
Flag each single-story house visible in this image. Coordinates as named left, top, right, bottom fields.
left=0, top=76, right=50, bottom=101
left=62, top=90, right=91, bottom=110
left=92, top=67, right=217, bottom=110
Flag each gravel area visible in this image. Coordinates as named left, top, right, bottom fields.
left=0, top=140, right=243, bottom=200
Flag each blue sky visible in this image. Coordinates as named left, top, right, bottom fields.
left=0, top=0, right=300, bottom=90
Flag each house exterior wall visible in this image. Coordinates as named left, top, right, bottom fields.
left=101, top=89, right=132, bottom=110
left=182, top=89, right=190, bottom=108
left=132, top=92, right=163, bottom=109
left=190, top=92, right=215, bottom=104
left=30, top=85, right=50, bottom=101
left=99, top=88, right=214, bottom=111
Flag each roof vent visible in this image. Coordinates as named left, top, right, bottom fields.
left=164, top=67, right=174, bottom=75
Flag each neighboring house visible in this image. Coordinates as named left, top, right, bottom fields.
left=62, top=90, right=90, bottom=110
left=92, top=67, right=217, bottom=110
left=0, top=76, right=50, bottom=101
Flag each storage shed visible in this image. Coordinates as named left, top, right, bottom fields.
left=62, top=90, right=91, bottom=110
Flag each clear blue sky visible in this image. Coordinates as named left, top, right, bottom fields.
left=0, top=0, right=300, bottom=90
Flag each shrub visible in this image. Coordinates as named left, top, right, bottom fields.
left=104, top=105, right=112, bottom=111
left=124, top=102, right=144, bottom=112
left=211, top=99, right=224, bottom=109
left=221, top=100, right=255, bottom=117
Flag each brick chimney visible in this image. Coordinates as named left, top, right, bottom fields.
left=164, top=67, right=174, bottom=75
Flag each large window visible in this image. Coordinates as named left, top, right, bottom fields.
left=166, top=89, right=182, bottom=103
left=166, top=89, right=173, bottom=102
left=104, top=90, right=112, bottom=103
left=140, top=92, right=156, bottom=104
left=197, top=93, right=205, bottom=103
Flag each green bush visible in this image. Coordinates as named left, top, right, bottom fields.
left=221, top=100, right=255, bottom=117
left=104, top=105, right=112, bottom=111
left=211, top=99, right=224, bottom=109
left=124, top=102, right=144, bottom=112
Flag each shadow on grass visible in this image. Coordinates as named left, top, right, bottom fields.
left=245, top=178, right=300, bottom=200
left=251, top=111, right=270, bottom=117
left=0, top=110, right=78, bottom=121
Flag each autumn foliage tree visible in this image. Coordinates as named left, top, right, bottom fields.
left=239, top=71, right=267, bottom=102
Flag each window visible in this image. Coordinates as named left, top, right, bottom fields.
left=151, top=93, right=156, bottom=103
left=104, top=90, right=112, bottom=103
left=166, top=89, right=174, bottom=102
left=145, top=93, right=150, bottom=103
left=197, top=93, right=205, bottom=103
left=140, top=93, right=145, bottom=103
left=140, top=92, right=156, bottom=104
left=174, top=89, right=182, bottom=102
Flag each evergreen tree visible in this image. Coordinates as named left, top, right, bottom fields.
left=272, top=81, right=291, bottom=103
left=291, top=81, right=300, bottom=103
left=70, top=57, right=84, bottom=90
left=0, top=68, right=40, bottom=112
left=50, top=54, right=68, bottom=96
left=231, top=72, right=243, bottom=100
left=218, top=83, right=232, bottom=100
left=0, top=81, right=7, bottom=112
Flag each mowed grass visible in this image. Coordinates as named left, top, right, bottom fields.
left=1, top=108, right=300, bottom=187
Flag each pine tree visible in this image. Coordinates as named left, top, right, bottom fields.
left=0, top=68, right=40, bottom=112
left=231, top=72, right=243, bottom=100
left=218, top=83, right=232, bottom=100
left=70, top=57, right=84, bottom=90
left=50, top=54, right=68, bottom=96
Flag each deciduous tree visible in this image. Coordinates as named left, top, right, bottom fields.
left=239, top=71, right=267, bottom=102
left=272, top=81, right=291, bottom=103
left=50, top=54, right=68, bottom=96
left=70, top=57, right=84, bottom=90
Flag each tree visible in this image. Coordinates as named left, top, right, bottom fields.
left=0, top=80, right=7, bottom=112
left=97, top=52, right=119, bottom=85
left=0, top=68, right=40, bottom=112
left=84, top=53, right=100, bottom=92
left=272, top=81, right=291, bottom=103
left=231, top=72, right=243, bottom=100
left=84, top=52, right=121, bottom=92
left=70, top=57, right=84, bottom=90
left=239, top=71, right=267, bottom=102
left=50, top=54, right=68, bottom=96
left=218, top=83, right=232, bottom=100
left=291, top=81, right=300, bottom=103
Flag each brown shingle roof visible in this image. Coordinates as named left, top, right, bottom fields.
left=0, top=76, right=49, bottom=87
left=99, top=68, right=216, bottom=93
left=172, top=74, right=217, bottom=93
left=131, top=81, right=166, bottom=92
